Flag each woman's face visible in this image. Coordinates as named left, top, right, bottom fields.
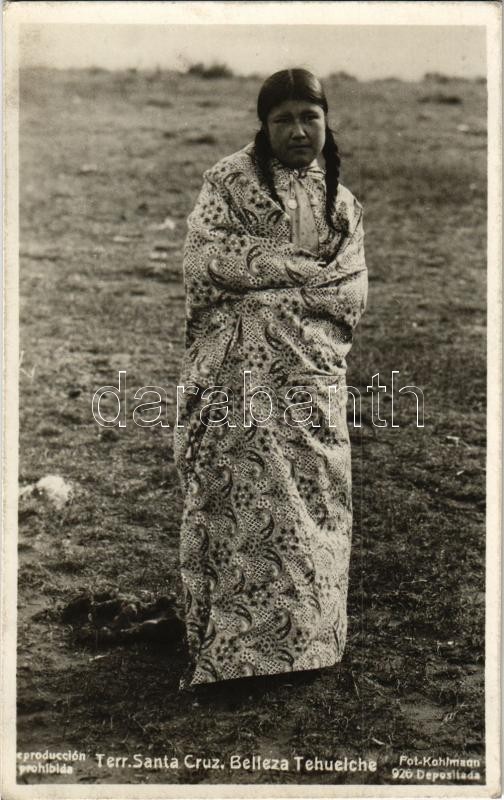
left=266, top=99, right=326, bottom=169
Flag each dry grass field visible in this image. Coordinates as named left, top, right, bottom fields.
left=17, top=67, right=487, bottom=786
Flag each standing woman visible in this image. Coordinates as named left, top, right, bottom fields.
left=174, top=69, right=367, bottom=690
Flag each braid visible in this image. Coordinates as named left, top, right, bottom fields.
left=253, top=128, right=284, bottom=209
left=322, top=125, right=341, bottom=226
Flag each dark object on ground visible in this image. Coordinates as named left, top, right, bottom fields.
left=61, top=591, right=185, bottom=647
left=186, top=134, right=218, bottom=146
left=146, top=98, right=173, bottom=108
left=60, top=590, right=92, bottom=622
left=419, top=93, right=463, bottom=105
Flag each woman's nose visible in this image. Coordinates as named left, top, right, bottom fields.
left=291, top=120, right=307, bottom=139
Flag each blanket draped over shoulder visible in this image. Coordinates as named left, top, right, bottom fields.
left=174, top=144, right=367, bottom=687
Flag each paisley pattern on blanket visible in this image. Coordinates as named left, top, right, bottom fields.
left=174, top=143, right=367, bottom=688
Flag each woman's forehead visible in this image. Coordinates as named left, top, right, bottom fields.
left=268, top=99, right=325, bottom=117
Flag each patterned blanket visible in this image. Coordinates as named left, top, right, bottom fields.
left=174, top=144, right=367, bottom=687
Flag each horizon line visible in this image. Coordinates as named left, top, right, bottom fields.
left=19, top=64, right=488, bottom=83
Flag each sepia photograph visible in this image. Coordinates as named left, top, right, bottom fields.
left=2, top=2, right=501, bottom=797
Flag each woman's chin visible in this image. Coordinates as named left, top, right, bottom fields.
left=272, top=146, right=315, bottom=169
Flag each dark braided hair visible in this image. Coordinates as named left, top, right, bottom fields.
left=253, top=68, right=341, bottom=226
